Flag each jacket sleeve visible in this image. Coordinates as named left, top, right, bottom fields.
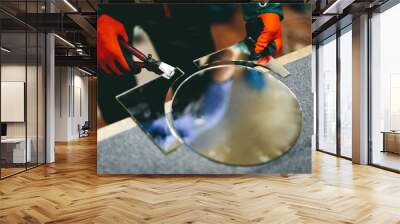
left=98, top=5, right=131, bottom=22
left=242, top=3, right=284, bottom=21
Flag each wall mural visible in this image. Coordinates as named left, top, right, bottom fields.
left=97, top=3, right=312, bottom=174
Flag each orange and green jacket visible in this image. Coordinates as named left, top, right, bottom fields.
left=98, top=3, right=284, bottom=27
left=242, top=3, right=284, bottom=21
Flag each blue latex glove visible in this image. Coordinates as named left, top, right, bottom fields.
left=143, top=117, right=170, bottom=139
left=244, top=69, right=267, bottom=91
left=143, top=80, right=233, bottom=146
left=174, top=80, right=233, bottom=143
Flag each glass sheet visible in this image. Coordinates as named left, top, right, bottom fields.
left=117, top=38, right=301, bottom=166
left=116, top=75, right=183, bottom=154
left=117, top=64, right=301, bottom=166
left=167, top=65, right=301, bottom=166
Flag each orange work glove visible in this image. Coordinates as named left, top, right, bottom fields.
left=97, top=14, right=135, bottom=75
left=245, top=13, right=282, bottom=64
left=255, top=13, right=282, bottom=56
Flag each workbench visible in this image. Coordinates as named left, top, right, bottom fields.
left=97, top=46, right=313, bottom=174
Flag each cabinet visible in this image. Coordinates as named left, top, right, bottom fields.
left=382, top=132, right=400, bottom=154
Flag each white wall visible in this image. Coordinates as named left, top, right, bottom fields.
left=55, top=67, right=89, bottom=141
left=1, top=63, right=46, bottom=164
left=1, top=65, right=35, bottom=138
left=73, top=73, right=89, bottom=137
left=55, top=67, right=69, bottom=141
left=1, top=82, right=25, bottom=122
left=1, top=65, right=26, bottom=139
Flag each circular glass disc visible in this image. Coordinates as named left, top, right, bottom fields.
left=168, top=64, right=301, bottom=166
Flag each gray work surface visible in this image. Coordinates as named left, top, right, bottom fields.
left=98, top=55, right=312, bottom=174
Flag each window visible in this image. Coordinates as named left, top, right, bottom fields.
left=0, top=1, right=47, bottom=179
left=390, top=74, right=400, bottom=130
left=317, top=36, right=337, bottom=154
left=339, top=27, right=352, bottom=158
left=316, top=24, right=353, bottom=159
left=371, top=3, right=400, bottom=171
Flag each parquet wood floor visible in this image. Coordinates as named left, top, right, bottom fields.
left=1, top=135, right=399, bottom=223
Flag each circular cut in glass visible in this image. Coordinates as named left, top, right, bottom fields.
left=168, top=64, right=302, bottom=166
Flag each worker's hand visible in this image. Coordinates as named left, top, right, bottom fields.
left=97, top=14, right=140, bottom=75
left=245, top=13, right=282, bottom=61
